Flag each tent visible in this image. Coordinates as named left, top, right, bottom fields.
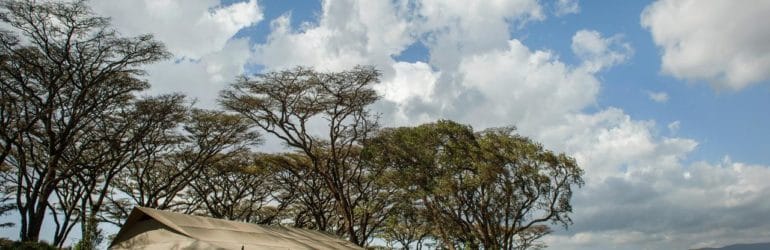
left=109, top=207, right=364, bottom=250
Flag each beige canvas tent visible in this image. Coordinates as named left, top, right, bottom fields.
left=109, top=207, right=363, bottom=250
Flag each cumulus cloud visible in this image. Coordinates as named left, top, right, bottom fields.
left=249, top=0, right=547, bottom=127
left=647, top=91, right=669, bottom=103
left=417, top=0, right=543, bottom=71
left=408, top=30, right=631, bottom=132
left=89, top=0, right=261, bottom=109
left=534, top=108, right=696, bottom=180
left=92, top=0, right=262, bottom=59
left=253, top=0, right=413, bottom=71
left=455, top=39, right=600, bottom=130
left=374, top=62, right=441, bottom=125
left=145, top=38, right=252, bottom=108
left=376, top=62, right=439, bottom=103
left=641, top=0, right=770, bottom=90
left=571, top=30, right=633, bottom=73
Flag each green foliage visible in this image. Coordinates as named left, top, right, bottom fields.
left=72, top=215, right=103, bottom=250
left=364, top=120, right=584, bottom=249
left=0, top=240, right=57, bottom=250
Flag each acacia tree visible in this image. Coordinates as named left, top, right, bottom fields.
left=378, top=201, right=430, bottom=250
left=220, top=66, right=393, bottom=246
left=185, top=151, right=289, bottom=224
left=59, top=94, right=186, bottom=248
left=0, top=0, right=168, bottom=242
left=105, top=109, right=259, bottom=225
left=365, top=120, right=584, bottom=249
left=257, top=153, right=336, bottom=230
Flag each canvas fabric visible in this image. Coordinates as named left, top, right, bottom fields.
left=109, top=207, right=363, bottom=250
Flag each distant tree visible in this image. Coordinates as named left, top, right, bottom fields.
left=185, top=151, right=288, bottom=224
left=377, top=201, right=430, bottom=250
left=259, top=153, right=337, bottom=230
left=220, top=66, right=393, bottom=246
left=105, top=109, right=259, bottom=225
left=58, top=94, right=186, bottom=248
left=0, top=0, right=169, bottom=242
left=365, top=120, right=584, bottom=249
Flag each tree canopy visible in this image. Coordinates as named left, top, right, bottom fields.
left=0, top=0, right=168, bottom=244
left=364, top=120, right=584, bottom=249
left=220, top=65, right=391, bottom=246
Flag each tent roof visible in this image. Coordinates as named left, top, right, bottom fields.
left=109, top=207, right=363, bottom=250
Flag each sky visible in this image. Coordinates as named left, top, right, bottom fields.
left=3, top=0, right=770, bottom=249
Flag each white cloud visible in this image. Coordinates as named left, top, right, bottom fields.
left=249, top=0, right=548, bottom=129
left=375, top=61, right=439, bottom=105
left=92, top=0, right=262, bottom=59
left=253, top=0, right=413, bottom=72
left=647, top=91, right=669, bottom=103
left=555, top=0, right=580, bottom=16
left=641, top=0, right=770, bottom=90
left=253, top=14, right=367, bottom=71
left=89, top=0, right=261, bottom=110
left=145, top=38, right=252, bottom=108
left=571, top=30, right=633, bottom=73
left=455, top=39, right=600, bottom=130
left=534, top=108, right=697, bottom=181
left=400, top=30, right=631, bottom=132
left=417, top=0, right=543, bottom=71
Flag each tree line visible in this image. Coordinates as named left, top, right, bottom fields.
left=0, top=1, right=584, bottom=249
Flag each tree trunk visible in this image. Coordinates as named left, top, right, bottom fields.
left=22, top=184, right=55, bottom=242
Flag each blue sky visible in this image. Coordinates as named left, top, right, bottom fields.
left=3, top=0, right=770, bottom=249
left=551, top=1, right=770, bottom=165
left=518, top=0, right=770, bottom=165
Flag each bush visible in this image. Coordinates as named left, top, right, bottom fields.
left=0, top=239, right=57, bottom=250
